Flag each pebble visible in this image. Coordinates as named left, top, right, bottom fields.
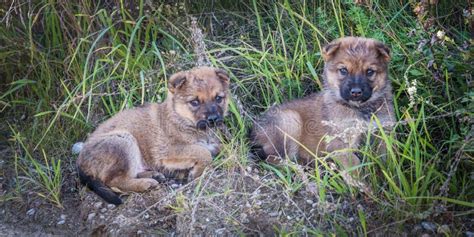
left=93, top=201, right=103, bottom=209
left=269, top=212, right=279, bottom=217
left=107, top=204, right=116, bottom=209
left=137, top=230, right=143, bottom=235
left=306, top=199, right=313, bottom=205
left=71, top=142, right=84, bottom=155
left=87, top=213, right=96, bottom=221
left=421, top=221, right=437, bottom=232
left=100, top=208, right=107, bottom=213
left=57, top=215, right=66, bottom=225
left=144, top=213, right=149, bottom=219
left=100, top=215, right=105, bottom=219
left=171, top=184, right=179, bottom=189
left=26, top=208, right=36, bottom=216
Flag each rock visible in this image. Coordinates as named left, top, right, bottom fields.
left=240, top=213, right=249, bottom=223
left=57, top=215, right=66, bottom=225
left=171, top=184, right=180, bottom=189
left=306, top=199, right=313, bottom=205
left=87, top=213, right=96, bottom=221
left=107, top=204, right=116, bottom=209
left=93, top=202, right=103, bottom=209
left=421, top=221, right=437, bottom=232
left=71, top=142, right=84, bottom=155
left=269, top=212, right=279, bottom=217
left=26, top=208, right=35, bottom=216
left=100, top=208, right=107, bottom=213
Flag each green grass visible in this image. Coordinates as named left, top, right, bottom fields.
left=1, top=0, right=472, bottom=234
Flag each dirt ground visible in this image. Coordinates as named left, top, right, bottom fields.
left=0, top=143, right=471, bottom=236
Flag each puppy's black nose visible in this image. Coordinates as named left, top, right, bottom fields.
left=207, top=114, right=219, bottom=123
left=350, top=87, right=362, bottom=97
left=207, top=114, right=223, bottom=126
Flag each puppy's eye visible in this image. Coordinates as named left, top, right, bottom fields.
left=367, top=69, right=375, bottom=77
left=215, top=95, right=223, bottom=103
left=189, top=99, right=200, bottom=107
left=339, top=68, right=348, bottom=76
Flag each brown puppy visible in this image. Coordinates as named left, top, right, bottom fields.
left=77, top=67, right=230, bottom=205
left=251, top=37, right=395, bottom=176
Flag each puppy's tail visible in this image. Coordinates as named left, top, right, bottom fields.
left=78, top=168, right=123, bottom=205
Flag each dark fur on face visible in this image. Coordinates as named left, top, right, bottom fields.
left=322, top=37, right=390, bottom=106
left=168, top=67, right=230, bottom=130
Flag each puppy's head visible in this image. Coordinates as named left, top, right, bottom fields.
left=322, top=37, right=391, bottom=106
left=168, top=67, right=230, bottom=130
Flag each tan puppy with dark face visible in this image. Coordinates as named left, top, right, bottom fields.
left=251, top=37, right=395, bottom=177
left=77, top=67, right=230, bottom=205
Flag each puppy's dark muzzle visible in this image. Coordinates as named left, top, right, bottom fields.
left=196, top=115, right=223, bottom=130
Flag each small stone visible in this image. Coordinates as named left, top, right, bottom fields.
left=107, top=204, right=115, bottom=209
left=144, top=213, right=149, bottom=219
left=137, top=230, right=143, bottom=235
left=60, top=214, right=66, bottom=220
left=240, top=213, right=249, bottom=224
left=269, top=212, right=279, bottom=217
left=87, top=213, right=96, bottom=221
left=93, top=202, right=103, bottom=209
left=421, top=221, right=437, bottom=232
left=57, top=219, right=65, bottom=225
left=286, top=215, right=292, bottom=220
left=100, top=208, right=107, bottom=213
left=171, top=184, right=179, bottom=189
left=72, top=142, right=84, bottom=155
left=26, top=208, right=36, bottom=216
left=99, top=215, right=105, bottom=219
left=306, top=199, right=313, bottom=205
left=206, top=218, right=210, bottom=222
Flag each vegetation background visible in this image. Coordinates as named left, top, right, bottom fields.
left=0, top=0, right=472, bottom=235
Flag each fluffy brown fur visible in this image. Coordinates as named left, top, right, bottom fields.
left=77, top=67, right=230, bottom=204
left=251, top=37, right=395, bottom=172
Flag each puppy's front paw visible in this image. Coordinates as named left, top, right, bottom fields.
left=151, top=172, right=166, bottom=183
left=140, top=178, right=159, bottom=191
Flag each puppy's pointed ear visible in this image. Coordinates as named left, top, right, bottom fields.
left=375, top=42, right=391, bottom=63
left=322, top=41, right=341, bottom=61
left=215, top=68, right=230, bottom=87
left=168, top=71, right=188, bottom=94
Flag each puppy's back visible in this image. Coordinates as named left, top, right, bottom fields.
left=251, top=94, right=324, bottom=161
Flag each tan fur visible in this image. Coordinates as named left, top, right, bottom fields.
left=77, top=67, right=230, bottom=195
left=252, top=37, right=395, bottom=172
